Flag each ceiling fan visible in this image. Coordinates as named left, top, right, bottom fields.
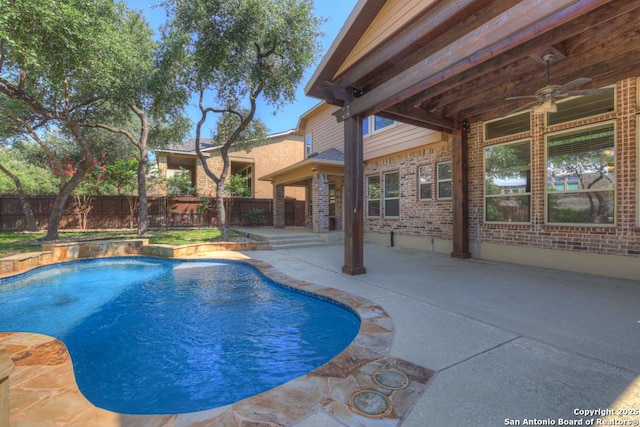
left=505, top=53, right=612, bottom=115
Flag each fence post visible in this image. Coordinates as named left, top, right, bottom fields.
left=0, top=345, right=15, bottom=427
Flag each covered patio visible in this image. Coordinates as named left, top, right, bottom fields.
left=260, top=148, right=345, bottom=233
left=306, top=0, right=640, bottom=275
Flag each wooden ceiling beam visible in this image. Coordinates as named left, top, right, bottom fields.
left=335, top=0, right=496, bottom=89
left=443, top=27, right=640, bottom=118
left=336, top=0, right=615, bottom=123
left=350, top=0, right=520, bottom=94
left=406, top=0, right=640, bottom=110
left=383, top=103, right=456, bottom=131
left=375, top=111, right=450, bottom=133
left=463, top=56, right=640, bottom=121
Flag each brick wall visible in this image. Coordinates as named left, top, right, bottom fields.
left=364, top=141, right=453, bottom=240
left=468, top=77, right=639, bottom=258
left=362, top=77, right=639, bottom=263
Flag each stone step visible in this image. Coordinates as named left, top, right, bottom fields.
left=268, top=241, right=327, bottom=250
left=268, top=237, right=325, bottom=246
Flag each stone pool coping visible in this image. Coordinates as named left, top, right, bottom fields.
left=1, top=251, right=433, bottom=426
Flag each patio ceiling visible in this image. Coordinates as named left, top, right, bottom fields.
left=307, top=0, right=640, bottom=131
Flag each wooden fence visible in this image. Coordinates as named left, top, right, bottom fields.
left=0, top=195, right=306, bottom=231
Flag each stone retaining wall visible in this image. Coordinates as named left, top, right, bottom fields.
left=0, top=239, right=264, bottom=277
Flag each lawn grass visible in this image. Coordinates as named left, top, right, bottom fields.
left=0, top=228, right=239, bottom=259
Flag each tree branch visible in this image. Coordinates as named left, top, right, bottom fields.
left=0, top=76, right=58, bottom=121
left=195, top=88, right=220, bottom=186
left=0, top=104, right=65, bottom=182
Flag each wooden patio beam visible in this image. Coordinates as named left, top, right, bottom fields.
left=335, top=0, right=492, bottom=89
left=407, top=0, right=640, bottom=109
left=336, top=0, right=614, bottom=122
left=380, top=103, right=456, bottom=132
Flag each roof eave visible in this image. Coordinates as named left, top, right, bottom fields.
left=305, top=0, right=383, bottom=99
left=259, top=158, right=344, bottom=182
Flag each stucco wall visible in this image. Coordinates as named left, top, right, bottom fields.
left=196, top=136, right=306, bottom=200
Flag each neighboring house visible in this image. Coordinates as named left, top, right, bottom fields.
left=155, top=130, right=305, bottom=200
left=263, top=102, right=447, bottom=240
left=296, top=0, right=640, bottom=280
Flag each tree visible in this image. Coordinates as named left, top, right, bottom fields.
left=0, top=0, right=135, bottom=240
left=0, top=0, right=181, bottom=239
left=82, top=9, right=190, bottom=236
left=162, top=0, right=323, bottom=240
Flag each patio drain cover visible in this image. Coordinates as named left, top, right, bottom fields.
left=349, top=390, right=391, bottom=418
left=374, top=368, right=409, bottom=390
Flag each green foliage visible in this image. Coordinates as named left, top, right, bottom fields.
left=162, top=168, right=195, bottom=197
left=0, top=148, right=57, bottom=194
left=213, top=111, right=269, bottom=152
left=244, top=207, right=265, bottom=224
left=105, top=158, right=139, bottom=195
left=224, top=173, right=251, bottom=197
left=197, top=196, right=213, bottom=215
left=163, top=0, right=323, bottom=109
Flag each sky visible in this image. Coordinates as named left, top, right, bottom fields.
left=125, top=0, right=359, bottom=137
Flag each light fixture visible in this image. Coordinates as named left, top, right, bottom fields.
left=533, top=98, right=557, bottom=114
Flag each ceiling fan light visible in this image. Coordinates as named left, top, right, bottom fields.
left=534, top=99, right=557, bottom=114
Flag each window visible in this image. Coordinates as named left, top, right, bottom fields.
left=484, top=140, right=531, bottom=222
left=546, top=123, right=615, bottom=224
left=437, top=161, right=452, bottom=199
left=305, top=133, right=313, bottom=156
left=418, top=165, right=432, bottom=200
left=547, top=89, right=614, bottom=126
left=374, top=116, right=395, bottom=132
left=367, top=175, right=381, bottom=217
left=484, top=111, right=531, bottom=140
left=384, top=171, right=400, bottom=217
left=362, top=117, right=370, bottom=136
left=363, top=115, right=395, bottom=136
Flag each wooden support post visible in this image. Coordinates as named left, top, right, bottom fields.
left=342, top=114, right=366, bottom=275
left=451, top=124, right=470, bottom=259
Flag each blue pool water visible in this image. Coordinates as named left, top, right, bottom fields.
left=0, top=257, right=360, bottom=414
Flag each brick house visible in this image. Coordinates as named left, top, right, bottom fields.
left=264, top=102, right=452, bottom=249
left=155, top=130, right=305, bottom=200
left=294, top=0, right=640, bottom=279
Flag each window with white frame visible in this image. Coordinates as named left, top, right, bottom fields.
left=363, top=115, right=395, bottom=136
left=367, top=175, right=381, bottom=217
left=546, top=123, right=615, bottom=225
left=384, top=171, right=400, bottom=217
left=305, top=133, right=313, bottom=156
left=418, top=165, right=432, bottom=200
left=374, top=116, right=395, bottom=132
left=437, top=161, right=452, bottom=199
left=484, top=140, right=531, bottom=223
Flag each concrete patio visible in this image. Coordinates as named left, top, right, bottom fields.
left=243, top=240, right=640, bottom=426
left=2, top=234, right=638, bottom=426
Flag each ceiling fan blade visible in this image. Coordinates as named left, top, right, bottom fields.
left=557, top=77, right=592, bottom=93
left=564, top=87, right=614, bottom=97
left=505, top=95, right=538, bottom=101
left=503, top=100, right=539, bottom=117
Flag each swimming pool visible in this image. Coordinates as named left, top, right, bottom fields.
left=0, top=257, right=361, bottom=414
